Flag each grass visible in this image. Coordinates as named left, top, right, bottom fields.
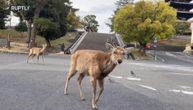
left=132, top=49, right=154, bottom=60
left=0, top=29, right=78, bottom=53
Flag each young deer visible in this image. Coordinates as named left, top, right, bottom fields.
left=27, top=44, right=47, bottom=64
left=64, top=43, right=133, bottom=110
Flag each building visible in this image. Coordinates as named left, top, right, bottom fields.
left=166, top=0, right=193, bottom=49
left=165, top=0, right=193, bottom=20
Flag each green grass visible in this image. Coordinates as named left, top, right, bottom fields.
left=0, top=29, right=78, bottom=53
left=132, top=49, right=153, bottom=60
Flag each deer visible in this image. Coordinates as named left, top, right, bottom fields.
left=27, top=44, right=47, bottom=64
left=64, top=42, right=133, bottom=110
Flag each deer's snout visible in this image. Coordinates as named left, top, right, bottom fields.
left=118, top=59, right=122, bottom=64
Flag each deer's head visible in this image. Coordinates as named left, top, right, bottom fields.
left=106, top=43, right=133, bottom=65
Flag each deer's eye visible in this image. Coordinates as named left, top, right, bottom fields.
left=114, top=51, right=118, bottom=54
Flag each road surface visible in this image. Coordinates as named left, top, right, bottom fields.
left=0, top=53, right=193, bottom=110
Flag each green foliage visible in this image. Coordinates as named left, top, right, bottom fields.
left=11, top=0, right=75, bottom=46
left=38, top=0, right=70, bottom=39
left=107, top=0, right=133, bottom=32
left=0, top=0, right=8, bottom=29
left=175, top=21, right=190, bottom=35
left=15, top=22, right=27, bottom=32
left=35, top=17, right=59, bottom=40
left=67, top=9, right=80, bottom=31
left=81, top=15, right=99, bottom=32
left=113, top=1, right=177, bottom=45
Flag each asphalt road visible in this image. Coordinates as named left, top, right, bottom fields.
left=0, top=53, right=193, bottom=110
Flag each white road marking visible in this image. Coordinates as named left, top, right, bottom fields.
left=139, top=84, right=157, bottom=91
left=129, top=62, right=193, bottom=72
left=170, top=73, right=193, bottom=76
left=169, top=89, right=193, bottom=95
left=109, top=75, right=123, bottom=79
left=181, top=91, right=193, bottom=95
left=126, top=77, right=141, bottom=81
left=166, top=52, right=176, bottom=57
left=178, top=85, right=191, bottom=89
left=169, top=89, right=181, bottom=93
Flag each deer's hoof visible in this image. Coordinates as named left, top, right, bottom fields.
left=92, top=105, right=98, bottom=110
left=81, top=98, right=85, bottom=101
left=64, top=92, right=68, bottom=95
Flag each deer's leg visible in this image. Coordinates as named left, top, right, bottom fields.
left=64, top=68, right=77, bottom=95
left=37, top=55, right=39, bottom=64
left=42, top=54, right=45, bottom=64
left=96, top=79, right=104, bottom=104
left=90, top=76, right=97, bottom=110
left=27, top=54, right=32, bottom=63
left=77, top=74, right=85, bottom=101
left=31, top=55, right=35, bottom=63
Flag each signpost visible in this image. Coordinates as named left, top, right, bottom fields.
left=153, top=36, right=158, bottom=60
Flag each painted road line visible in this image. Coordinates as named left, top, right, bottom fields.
left=170, top=73, right=193, bottom=76
left=109, top=75, right=123, bottom=79
left=181, top=91, right=193, bottom=95
left=139, top=84, right=157, bottom=91
left=169, top=89, right=193, bottom=95
left=178, top=85, right=191, bottom=89
left=129, top=62, right=193, bottom=72
left=126, top=77, right=141, bottom=81
left=169, top=89, right=181, bottom=93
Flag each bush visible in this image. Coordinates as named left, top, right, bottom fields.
left=15, top=22, right=27, bottom=32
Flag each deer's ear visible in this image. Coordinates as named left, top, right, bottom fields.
left=105, top=42, right=115, bottom=50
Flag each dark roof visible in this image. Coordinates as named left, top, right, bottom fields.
left=177, top=11, right=193, bottom=20
left=165, top=0, right=192, bottom=2
left=170, top=1, right=193, bottom=11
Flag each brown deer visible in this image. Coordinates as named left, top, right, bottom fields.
left=27, top=44, right=47, bottom=64
left=64, top=43, right=133, bottom=110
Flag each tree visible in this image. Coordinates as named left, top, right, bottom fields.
left=15, top=22, right=27, bottom=32
left=81, top=15, right=99, bottom=32
left=175, top=21, right=190, bottom=35
left=113, top=1, right=177, bottom=54
left=0, top=0, right=8, bottom=29
left=10, top=0, right=45, bottom=45
left=11, top=0, right=71, bottom=47
left=67, top=8, right=80, bottom=31
left=115, top=0, right=134, bottom=8
left=15, top=21, right=27, bottom=39
left=35, top=0, right=71, bottom=47
left=106, top=0, right=133, bottom=32
left=35, top=18, right=59, bottom=47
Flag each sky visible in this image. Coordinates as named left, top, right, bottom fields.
left=7, top=0, right=118, bottom=33
left=70, top=0, right=117, bottom=33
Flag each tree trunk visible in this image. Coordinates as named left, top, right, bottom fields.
left=29, top=0, right=47, bottom=48
left=30, top=13, right=39, bottom=47
left=139, top=42, right=147, bottom=56
left=45, top=38, right=51, bottom=47
left=26, top=20, right=32, bottom=47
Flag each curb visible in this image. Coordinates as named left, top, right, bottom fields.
left=0, top=50, right=28, bottom=55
